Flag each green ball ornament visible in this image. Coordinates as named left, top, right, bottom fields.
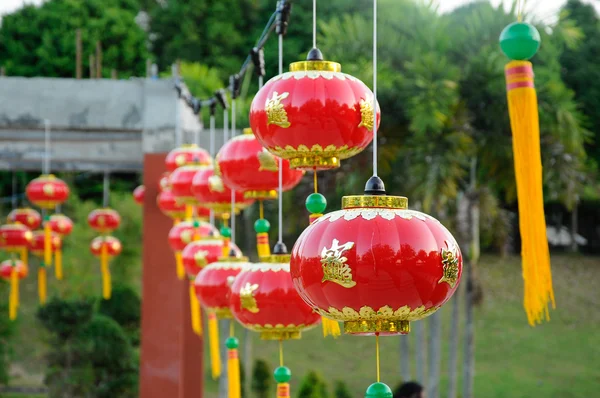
left=273, top=366, right=291, bottom=383
left=193, top=220, right=200, bottom=228
left=225, top=337, right=239, bottom=349
left=499, top=22, right=541, bottom=60
left=220, top=226, right=231, bottom=238
left=365, top=382, right=393, bottom=398
left=305, top=193, right=327, bottom=214
left=254, top=218, right=270, bottom=233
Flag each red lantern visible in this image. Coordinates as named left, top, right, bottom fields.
left=0, top=223, right=32, bottom=254
left=191, top=166, right=254, bottom=216
left=7, top=208, right=42, bottom=230
left=217, top=128, right=304, bottom=200
left=158, top=172, right=171, bottom=192
left=0, top=259, right=28, bottom=320
left=195, top=258, right=249, bottom=318
left=133, top=185, right=145, bottom=205
left=48, top=214, right=74, bottom=237
left=30, top=231, right=61, bottom=257
left=182, top=239, right=242, bottom=280
left=290, top=194, right=462, bottom=336
left=249, top=58, right=380, bottom=170
left=230, top=255, right=321, bottom=340
left=165, top=144, right=212, bottom=172
left=157, top=189, right=187, bottom=221
left=30, top=229, right=64, bottom=283
left=169, top=221, right=218, bottom=280
left=90, top=236, right=122, bottom=300
left=25, top=174, right=70, bottom=209
left=88, top=208, right=121, bottom=233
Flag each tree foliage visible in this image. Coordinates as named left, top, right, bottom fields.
left=251, top=359, right=271, bottom=398
left=297, top=370, right=329, bottom=398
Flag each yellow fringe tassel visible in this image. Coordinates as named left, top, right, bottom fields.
left=222, top=238, right=230, bottom=258
left=189, top=283, right=203, bottom=336
left=227, top=348, right=241, bottom=398
left=185, top=204, right=193, bottom=221
left=20, top=247, right=28, bottom=267
left=208, top=312, right=221, bottom=379
left=38, top=268, right=47, bottom=305
left=101, top=243, right=111, bottom=300
left=256, top=232, right=271, bottom=258
left=175, top=251, right=185, bottom=280
left=44, top=222, right=52, bottom=266
left=277, top=383, right=291, bottom=398
left=9, top=269, right=18, bottom=320
left=321, top=316, right=341, bottom=338
left=54, top=248, right=63, bottom=280
left=505, top=60, right=555, bottom=325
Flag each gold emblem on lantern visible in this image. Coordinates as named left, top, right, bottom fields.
left=213, top=157, right=222, bottom=177
left=180, top=230, right=193, bottom=244
left=112, top=241, right=121, bottom=252
left=175, top=154, right=186, bottom=167
left=208, top=175, right=225, bottom=193
left=438, top=240, right=459, bottom=288
left=240, top=282, right=260, bottom=313
left=257, top=149, right=279, bottom=172
left=42, top=183, right=55, bottom=196
left=265, top=92, right=291, bottom=128
left=320, top=239, right=356, bottom=288
left=358, top=97, right=374, bottom=130
left=194, top=250, right=209, bottom=267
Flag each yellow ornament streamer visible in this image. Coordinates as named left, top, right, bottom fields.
left=9, top=269, right=19, bottom=320
left=189, top=283, right=203, bottom=336
left=44, top=221, right=52, bottom=266
left=505, top=60, right=555, bottom=325
left=227, top=325, right=241, bottom=398
left=38, top=267, right=47, bottom=305
left=208, top=312, right=221, bottom=379
left=321, top=316, right=341, bottom=338
left=54, top=248, right=63, bottom=280
left=100, top=242, right=111, bottom=300
left=175, top=251, right=185, bottom=280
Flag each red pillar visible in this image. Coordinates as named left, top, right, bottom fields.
left=139, top=153, right=203, bottom=398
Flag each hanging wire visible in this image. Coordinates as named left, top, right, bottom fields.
left=517, top=0, right=523, bottom=22
left=11, top=171, right=17, bottom=210
left=44, top=119, right=51, bottom=175
left=372, top=0, right=378, bottom=177
left=277, top=34, right=284, bottom=244
left=375, top=333, right=381, bottom=382
left=224, top=108, right=229, bottom=143
left=103, top=170, right=110, bottom=207
left=230, top=98, right=237, bottom=245
left=313, top=0, right=317, bottom=49
left=279, top=339, right=284, bottom=367
left=209, top=113, right=216, bottom=227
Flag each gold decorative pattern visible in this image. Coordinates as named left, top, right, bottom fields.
left=312, top=208, right=440, bottom=225
left=212, top=307, right=233, bottom=319
left=358, top=98, right=374, bottom=130
left=342, top=195, right=408, bottom=210
left=42, top=183, right=55, bottom=196
left=204, top=202, right=247, bottom=216
left=290, top=155, right=339, bottom=169
left=240, top=282, right=260, bottom=313
left=175, top=154, right=186, bottom=167
left=244, top=262, right=290, bottom=273
left=259, top=254, right=291, bottom=264
left=194, top=250, right=209, bottom=267
left=320, top=239, right=356, bottom=288
left=244, top=190, right=278, bottom=200
left=289, top=60, right=342, bottom=72
left=315, top=304, right=441, bottom=323
left=257, top=149, right=279, bottom=172
left=269, top=144, right=365, bottom=166
left=438, top=240, right=459, bottom=288
left=265, top=92, right=291, bottom=128
left=208, top=175, right=225, bottom=193
left=213, top=157, right=221, bottom=177
left=215, top=257, right=250, bottom=264
left=344, top=319, right=410, bottom=335
left=243, top=323, right=317, bottom=340
left=180, top=230, right=193, bottom=244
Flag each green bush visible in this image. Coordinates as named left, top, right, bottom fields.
left=97, top=284, right=141, bottom=346
left=251, top=359, right=272, bottom=398
left=298, top=370, right=329, bottom=398
left=334, top=380, right=352, bottom=398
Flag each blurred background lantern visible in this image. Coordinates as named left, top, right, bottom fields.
left=48, top=214, right=74, bottom=237
left=0, top=223, right=32, bottom=266
left=90, top=236, right=122, bottom=299
left=165, top=144, right=211, bottom=172
left=0, top=258, right=28, bottom=320
left=133, top=185, right=145, bottom=205
left=168, top=220, right=216, bottom=280
left=7, top=208, right=41, bottom=230
left=30, top=230, right=62, bottom=302
left=25, top=174, right=70, bottom=209
left=157, top=189, right=187, bottom=223
left=88, top=208, right=121, bottom=234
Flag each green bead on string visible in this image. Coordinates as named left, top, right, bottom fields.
left=220, top=226, right=231, bottom=238
left=254, top=218, right=270, bottom=233
left=365, top=382, right=393, bottom=398
left=305, top=193, right=326, bottom=214
left=499, top=22, right=540, bottom=61
left=225, top=336, right=239, bottom=349
left=273, top=366, right=291, bottom=383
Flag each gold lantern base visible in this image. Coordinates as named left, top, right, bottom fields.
left=344, top=319, right=410, bottom=335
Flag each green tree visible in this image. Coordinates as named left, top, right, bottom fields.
left=333, top=380, right=351, bottom=398
left=0, top=0, right=149, bottom=78
left=98, top=284, right=141, bottom=346
left=297, top=370, right=329, bottom=398
left=251, top=359, right=272, bottom=398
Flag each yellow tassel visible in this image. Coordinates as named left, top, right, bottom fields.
left=505, top=60, right=555, bottom=325
left=54, top=248, right=63, bottom=280
left=44, top=222, right=52, bottom=266
left=185, top=204, right=193, bottom=221
left=208, top=312, right=221, bottom=379
left=38, top=267, right=47, bottom=305
left=222, top=238, right=230, bottom=258
left=277, top=383, right=291, bottom=398
left=9, top=269, right=18, bottom=320
left=175, top=251, right=185, bottom=280
left=256, top=232, right=271, bottom=258
left=20, top=247, right=28, bottom=267
left=321, top=316, right=341, bottom=338
left=101, top=242, right=111, bottom=300
left=227, top=348, right=241, bottom=398
left=189, top=283, right=203, bottom=336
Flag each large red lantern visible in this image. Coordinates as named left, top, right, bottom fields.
left=169, top=164, right=206, bottom=206
left=157, top=189, right=187, bottom=221
left=7, top=208, right=42, bottom=230
left=165, top=144, right=212, bottom=172
left=25, top=174, right=70, bottom=209
left=290, top=194, right=462, bottom=336
left=191, top=166, right=254, bottom=217
left=230, top=255, right=321, bottom=340
left=133, top=185, right=145, bottom=205
left=0, top=259, right=28, bottom=320
left=48, top=214, right=74, bottom=237
left=217, top=128, right=304, bottom=200
left=182, top=239, right=242, bottom=280
left=158, top=172, right=171, bottom=192
left=88, top=208, right=121, bottom=233
left=249, top=57, right=380, bottom=170
left=168, top=221, right=218, bottom=280
left=90, top=236, right=122, bottom=299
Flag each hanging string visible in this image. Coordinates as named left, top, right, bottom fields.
left=517, top=0, right=523, bottom=22
left=230, top=321, right=234, bottom=338
left=312, top=0, right=317, bottom=49
left=11, top=171, right=17, bottom=210
left=103, top=170, right=110, bottom=207
left=230, top=98, right=237, bottom=246
left=209, top=113, right=216, bottom=227
left=44, top=119, right=50, bottom=175
left=224, top=108, right=229, bottom=143
left=313, top=170, right=318, bottom=194
left=277, top=34, right=284, bottom=244
left=372, top=0, right=378, bottom=177
left=278, top=339, right=284, bottom=367
left=375, top=333, right=381, bottom=382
